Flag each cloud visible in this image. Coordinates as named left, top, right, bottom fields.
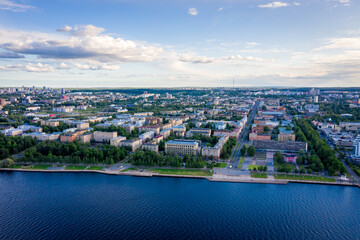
left=0, top=25, right=163, bottom=63
left=73, top=62, right=120, bottom=70
left=0, top=51, right=24, bottom=58
left=188, top=8, right=198, bottom=16
left=57, top=63, right=71, bottom=69
left=246, top=42, right=261, bottom=48
left=179, top=54, right=263, bottom=64
left=0, top=63, right=54, bottom=72
left=293, top=2, right=300, bottom=6
left=315, top=37, right=360, bottom=50
left=218, top=7, right=224, bottom=11
left=258, top=2, right=290, bottom=8
left=0, top=0, right=35, bottom=12
left=338, top=0, right=351, bottom=6
left=56, top=25, right=105, bottom=36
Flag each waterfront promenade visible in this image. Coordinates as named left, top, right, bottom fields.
left=1, top=167, right=359, bottom=188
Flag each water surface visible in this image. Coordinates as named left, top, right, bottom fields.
left=0, top=172, right=359, bottom=240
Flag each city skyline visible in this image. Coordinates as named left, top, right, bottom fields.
left=0, top=0, right=360, bottom=87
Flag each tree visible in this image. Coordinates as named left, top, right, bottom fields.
left=247, top=146, right=255, bottom=157
left=274, top=151, right=284, bottom=164
left=263, top=126, right=270, bottom=133
left=240, top=145, right=247, bottom=156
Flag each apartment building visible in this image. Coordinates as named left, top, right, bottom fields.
left=93, top=131, right=117, bottom=142
left=165, top=140, right=199, bottom=156
left=119, top=138, right=142, bottom=151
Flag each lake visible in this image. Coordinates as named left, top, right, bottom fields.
left=0, top=172, right=359, bottom=240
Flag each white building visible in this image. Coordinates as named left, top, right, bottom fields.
left=53, top=106, right=75, bottom=112
left=353, top=135, right=360, bottom=158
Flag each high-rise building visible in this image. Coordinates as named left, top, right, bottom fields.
left=353, top=135, right=360, bottom=158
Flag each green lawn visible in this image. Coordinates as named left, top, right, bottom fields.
left=9, top=164, right=23, bottom=169
left=251, top=173, right=268, bottom=178
left=215, top=162, right=227, bottom=168
left=121, top=167, right=137, bottom=172
left=151, top=168, right=213, bottom=176
left=255, top=152, right=266, bottom=160
left=87, top=166, right=104, bottom=171
left=23, top=165, right=52, bottom=170
left=238, top=156, right=245, bottom=169
left=274, top=174, right=336, bottom=182
left=65, top=165, right=87, bottom=170
left=352, top=166, right=360, bottom=177
left=275, top=163, right=297, bottom=170
left=248, top=164, right=262, bottom=170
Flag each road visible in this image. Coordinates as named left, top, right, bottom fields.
left=227, top=99, right=260, bottom=169
left=320, top=133, right=360, bottom=183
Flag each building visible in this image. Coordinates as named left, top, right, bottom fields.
left=76, top=122, right=90, bottom=130
left=0, top=99, right=6, bottom=107
left=80, top=133, right=93, bottom=143
left=249, top=132, right=271, bottom=141
left=110, top=136, right=127, bottom=146
left=160, top=129, right=171, bottom=139
left=172, top=125, right=186, bottom=137
left=26, top=106, right=41, bottom=111
left=142, top=142, right=159, bottom=153
left=186, top=128, right=211, bottom=138
left=1, top=128, right=23, bottom=136
left=22, top=132, right=61, bottom=141
left=60, top=133, right=78, bottom=142
left=93, top=131, right=117, bottom=142
left=353, top=135, right=360, bottom=158
left=18, top=125, right=42, bottom=132
left=53, top=106, right=74, bottom=112
left=119, top=138, right=142, bottom=151
left=139, top=131, right=155, bottom=143
left=153, top=135, right=163, bottom=144
left=40, top=120, right=59, bottom=127
left=165, top=140, right=199, bottom=156
left=139, top=125, right=160, bottom=135
left=202, top=135, right=229, bottom=159
left=146, top=117, right=162, bottom=125
left=253, top=140, right=307, bottom=152
left=278, top=132, right=296, bottom=141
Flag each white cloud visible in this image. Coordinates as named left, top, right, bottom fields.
left=73, top=62, right=120, bottom=70
left=315, top=37, right=360, bottom=50
left=57, top=63, right=71, bottom=69
left=56, top=25, right=105, bottom=36
left=0, top=0, right=35, bottom=12
left=0, top=63, right=53, bottom=72
left=188, top=8, right=198, bottom=16
left=293, top=2, right=301, bottom=6
left=218, top=7, right=224, bottom=11
left=179, top=54, right=263, bottom=64
left=338, top=0, right=351, bottom=6
left=0, top=25, right=163, bottom=63
left=258, top=2, right=290, bottom=8
left=246, top=42, right=261, bottom=48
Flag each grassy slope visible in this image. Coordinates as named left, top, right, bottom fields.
left=151, top=168, right=213, bottom=176
left=274, top=174, right=336, bottom=182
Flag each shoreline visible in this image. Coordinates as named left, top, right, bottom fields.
left=1, top=168, right=359, bottom=188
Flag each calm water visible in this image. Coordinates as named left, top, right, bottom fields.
left=0, top=172, right=359, bottom=240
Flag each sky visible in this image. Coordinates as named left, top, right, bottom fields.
left=0, top=0, right=359, bottom=88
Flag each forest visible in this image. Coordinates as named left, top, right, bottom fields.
left=18, top=140, right=128, bottom=165
left=294, top=118, right=346, bottom=175
left=131, top=150, right=205, bottom=168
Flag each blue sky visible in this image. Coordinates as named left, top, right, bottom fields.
left=0, top=0, right=359, bottom=88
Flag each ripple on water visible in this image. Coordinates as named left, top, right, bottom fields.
left=0, top=172, right=359, bottom=240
